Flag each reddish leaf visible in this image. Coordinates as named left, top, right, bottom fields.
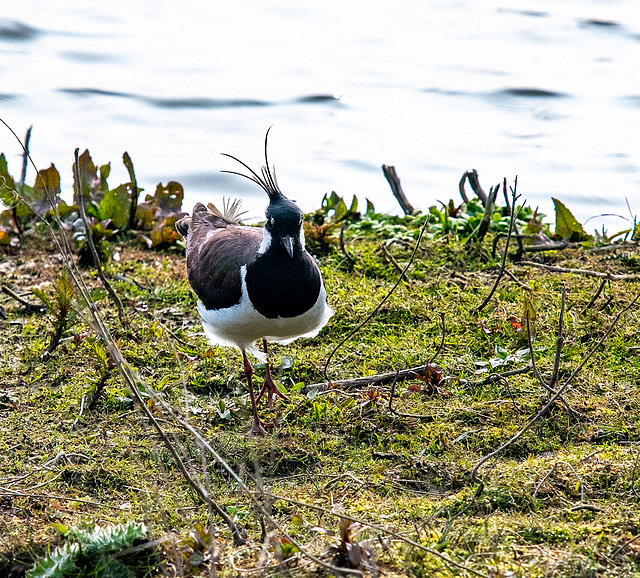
left=507, top=316, right=522, bottom=331
left=404, top=383, right=422, bottom=395
left=412, top=364, right=443, bottom=386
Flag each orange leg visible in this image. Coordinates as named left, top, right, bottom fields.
left=256, top=339, right=290, bottom=410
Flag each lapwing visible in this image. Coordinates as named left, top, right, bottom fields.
left=176, top=134, right=333, bottom=435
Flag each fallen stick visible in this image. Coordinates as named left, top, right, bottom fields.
left=517, top=261, right=640, bottom=281
left=1, top=284, right=44, bottom=314
left=303, top=364, right=435, bottom=393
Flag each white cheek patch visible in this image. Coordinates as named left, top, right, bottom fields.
left=299, top=226, right=306, bottom=249
left=257, top=228, right=272, bottom=255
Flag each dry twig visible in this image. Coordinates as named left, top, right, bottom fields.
left=518, top=261, right=640, bottom=281
left=1, top=284, right=44, bottom=314
left=382, top=164, right=417, bottom=216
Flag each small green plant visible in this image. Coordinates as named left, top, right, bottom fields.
left=32, top=271, right=76, bottom=360
left=310, top=191, right=369, bottom=225
left=27, top=521, right=148, bottom=578
left=474, top=345, right=533, bottom=370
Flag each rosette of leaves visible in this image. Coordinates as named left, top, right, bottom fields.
left=26, top=521, right=149, bottom=578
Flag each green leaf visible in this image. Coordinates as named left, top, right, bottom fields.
left=348, top=195, right=358, bottom=215
left=99, top=184, right=131, bottom=229
left=552, top=198, right=592, bottom=242
left=291, top=381, right=305, bottom=392
left=99, top=162, right=111, bottom=194
left=365, top=198, right=375, bottom=215
left=50, top=522, right=68, bottom=535
left=495, top=345, right=509, bottom=359
left=32, top=288, right=53, bottom=312
left=329, top=192, right=348, bottom=222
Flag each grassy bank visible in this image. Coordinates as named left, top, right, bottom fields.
left=3, top=210, right=640, bottom=576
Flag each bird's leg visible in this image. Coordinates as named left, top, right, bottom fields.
left=256, top=339, right=290, bottom=410
left=242, top=351, right=268, bottom=436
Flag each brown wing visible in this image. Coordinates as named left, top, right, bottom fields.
left=184, top=205, right=262, bottom=310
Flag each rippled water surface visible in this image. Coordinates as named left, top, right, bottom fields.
left=1, top=1, right=639, bottom=228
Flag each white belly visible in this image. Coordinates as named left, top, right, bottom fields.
left=197, top=265, right=333, bottom=361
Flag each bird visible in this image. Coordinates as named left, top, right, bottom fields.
left=175, top=133, right=333, bottom=435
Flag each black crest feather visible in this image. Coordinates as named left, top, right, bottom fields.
left=221, top=127, right=283, bottom=201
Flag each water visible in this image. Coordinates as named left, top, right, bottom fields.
left=1, top=0, right=639, bottom=233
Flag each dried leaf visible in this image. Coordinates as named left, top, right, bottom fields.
left=75, top=149, right=101, bottom=201
left=150, top=181, right=184, bottom=218
left=149, top=216, right=181, bottom=248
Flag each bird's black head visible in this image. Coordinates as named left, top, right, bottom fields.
left=221, top=128, right=305, bottom=258
left=264, top=197, right=304, bottom=257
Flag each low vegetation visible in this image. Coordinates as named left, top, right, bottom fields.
left=2, top=146, right=640, bottom=577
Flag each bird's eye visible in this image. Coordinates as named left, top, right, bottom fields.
left=269, top=216, right=275, bottom=227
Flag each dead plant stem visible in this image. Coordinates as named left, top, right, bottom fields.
left=475, top=177, right=519, bottom=312
left=73, top=148, right=125, bottom=321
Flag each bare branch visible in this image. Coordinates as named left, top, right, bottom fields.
left=382, top=165, right=417, bottom=216
left=307, top=364, right=437, bottom=394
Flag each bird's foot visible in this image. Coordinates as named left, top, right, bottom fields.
left=247, top=416, right=273, bottom=437
left=256, top=376, right=290, bottom=410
